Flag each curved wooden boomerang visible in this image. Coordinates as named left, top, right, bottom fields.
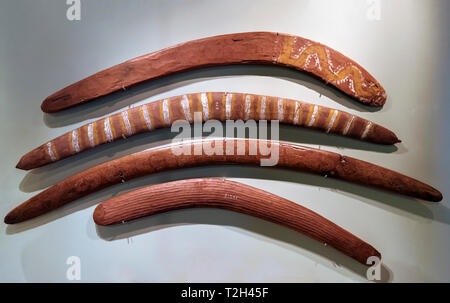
left=41, top=32, right=386, bottom=113
left=19, top=92, right=400, bottom=170
left=94, top=178, right=380, bottom=265
left=5, top=139, right=442, bottom=224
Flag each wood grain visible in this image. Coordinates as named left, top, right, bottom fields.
left=19, top=92, right=400, bottom=170
left=41, top=32, right=387, bottom=113
left=5, top=139, right=442, bottom=225
left=94, top=178, right=381, bottom=265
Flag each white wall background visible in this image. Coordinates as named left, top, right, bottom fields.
left=0, top=0, right=449, bottom=282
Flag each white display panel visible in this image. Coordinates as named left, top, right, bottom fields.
left=0, top=0, right=448, bottom=282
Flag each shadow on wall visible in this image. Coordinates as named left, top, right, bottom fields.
left=16, top=118, right=446, bottom=226
left=4, top=162, right=444, bottom=282
left=94, top=207, right=393, bottom=282
left=18, top=124, right=402, bottom=194
left=16, top=203, right=393, bottom=282
left=8, top=60, right=444, bottom=282
left=9, top=163, right=446, bottom=236
left=42, top=64, right=383, bottom=128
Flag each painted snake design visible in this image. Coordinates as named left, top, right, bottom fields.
left=41, top=32, right=386, bottom=113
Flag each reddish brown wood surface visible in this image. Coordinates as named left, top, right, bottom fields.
left=94, top=178, right=381, bottom=265
left=5, top=139, right=442, bottom=225
left=41, top=32, right=386, bottom=113
left=20, top=92, right=399, bottom=170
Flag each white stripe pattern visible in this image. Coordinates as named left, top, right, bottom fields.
left=71, top=130, right=80, bottom=153
left=260, top=96, right=266, bottom=120
left=200, top=93, right=209, bottom=121
left=225, top=93, right=232, bottom=120
left=87, top=123, right=95, bottom=147
left=277, top=98, right=284, bottom=121
left=180, top=95, right=192, bottom=122
left=307, top=105, right=319, bottom=127
left=293, top=102, right=300, bottom=124
left=326, top=110, right=339, bottom=133
left=121, top=111, right=133, bottom=136
left=162, top=99, right=171, bottom=126
left=342, top=115, right=355, bottom=135
left=361, top=121, right=373, bottom=139
left=104, top=118, right=114, bottom=142
left=244, top=95, right=251, bottom=120
left=142, top=105, right=153, bottom=130
left=47, top=142, right=57, bottom=161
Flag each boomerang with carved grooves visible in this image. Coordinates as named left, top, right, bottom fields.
left=5, top=139, right=442, bottom=224
left=19, top=92, right=400, bottom=170
left=41, top=32, right=387, bottom=113
left=93, top=178, right=380, bottom=265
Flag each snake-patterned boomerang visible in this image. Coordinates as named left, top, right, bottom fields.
left=41, top=32, right=387, bottom=113
left=18, top=92, right=400, bottom=170
left=5, top=139, right=442, bottom=225
left=94, top=178, right=381, bottom=265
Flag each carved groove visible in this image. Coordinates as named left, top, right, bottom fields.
left=94, top=178, right=381, bottom=265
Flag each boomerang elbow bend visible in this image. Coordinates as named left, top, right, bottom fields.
left=19, top=92, right=400, bottom=170
left=41, top=32, right=386, bottom=113
left=93, top=178, right=381, bottom=266
left=5, top=139, right=442, bottom=225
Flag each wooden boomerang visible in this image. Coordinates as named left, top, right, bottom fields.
left=41, top=32, right=386, bottom=113
left=94, top=178, right=381, bottom=265
left=5, top=139, right=442, bottom=225
left=19, top=92, right=400, bottom=170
